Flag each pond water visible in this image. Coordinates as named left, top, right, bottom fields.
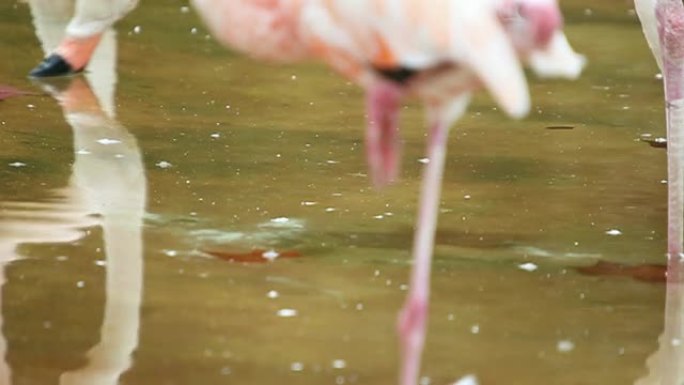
left=0, top=1, right=681, bottom=384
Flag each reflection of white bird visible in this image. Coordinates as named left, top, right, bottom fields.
left=53, top=76, right=146, bottom=385
left=0, top=1, right=146, bottom=384
left=0, top=198, right=94, bottom=385
left=634, top=261, right=684, bottom=385
left=635, top=0, right=684, bottom=259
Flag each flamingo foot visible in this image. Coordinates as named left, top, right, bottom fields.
left=29, top=54, right=80, bottom=78
left=397, top=295, right=428, bottom=385
left=29, top=35, right=102, bottom=78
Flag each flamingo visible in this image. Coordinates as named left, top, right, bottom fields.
left=635, top=0, right=684, bottom=260
left=193, top=2, right=583, bottom=384
left=30, top=1, right=584, bottom=384
left=633, top=2, right=684, bottom=383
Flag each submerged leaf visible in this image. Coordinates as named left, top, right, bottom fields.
left=576, top=261, right=665, bottom=283
left=203, top=248, right=302, bottom=263
left=545, top=125, right=575, bottom=130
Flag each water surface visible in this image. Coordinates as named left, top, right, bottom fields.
left=0, top=1, right=679, bottom=384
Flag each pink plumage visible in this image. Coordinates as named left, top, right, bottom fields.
left=193, top=0, right=309, bottom=61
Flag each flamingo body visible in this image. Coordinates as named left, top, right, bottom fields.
left=192, top=0, right=308, bottom=62
left=191, top=0, right=584, bottom=115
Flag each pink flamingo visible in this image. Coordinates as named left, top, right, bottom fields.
left=635, top=0, right=684, bottom=260
left=634, top=2, right=684, bottom=383
left=30, top=1, right=584, bottom=384
left=195, top=2, right=583, bottom=384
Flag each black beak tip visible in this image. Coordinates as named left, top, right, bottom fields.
left=28, top=54, right=81, bottom=78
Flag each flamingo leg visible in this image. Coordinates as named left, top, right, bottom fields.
left=656, top=0, right=684, bottom=259
left=397, top=96, right=470, bottom=385
left=366, top=81, right=403, bottom=187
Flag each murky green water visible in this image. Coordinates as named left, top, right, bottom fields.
left=0, top=1, right=680, bottom=384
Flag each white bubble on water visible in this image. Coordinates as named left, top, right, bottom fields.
left=453, top=375, right=479, bottom=385
left=277, top=309, right=298, bottom=318
left=332, top=359, right=346, bottom=369
left=262, top=250, right=280, bottom=261
left=557, top=340, right=575, bottom=353
left=518, top=262, right=538, bottom=272
left=97, top=138, right=121, bottom=145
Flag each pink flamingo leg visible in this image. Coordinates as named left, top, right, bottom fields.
left=397, top=122, right=445, bottom=385
left=366, top=82, right=403, bottom=187
left=657, top=0, right=684, bottom=259
left=397, top=96, right=469, bottom=385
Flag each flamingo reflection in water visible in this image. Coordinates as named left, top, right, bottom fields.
left=635, top=260, right=684, bottom=385
left=0, top=0, right=146, bottom=383
left=30, top=1, right=584, bottom=384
